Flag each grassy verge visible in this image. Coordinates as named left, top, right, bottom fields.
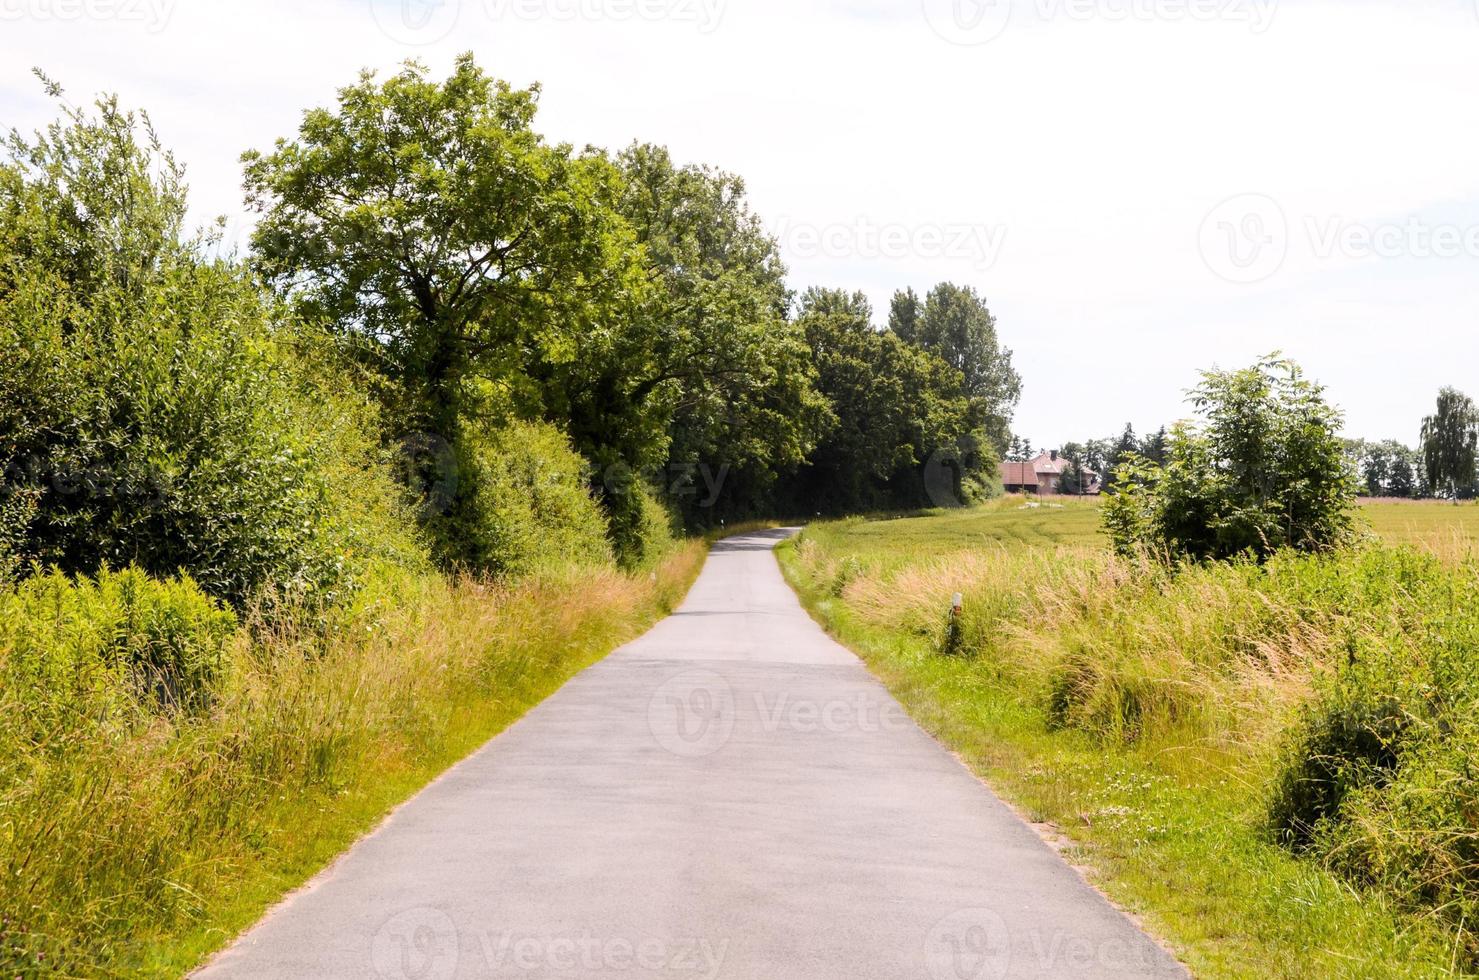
left=2, top=542, right=707, bottom=977
left=778, top=505, right=1470, bottom=979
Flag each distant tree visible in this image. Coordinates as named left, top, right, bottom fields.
left=1359, top=441, right=1390, bottom=498
left=887, top=287, right=921, bottom=344
left=788, top=288, right=991, bottom=512
left=907, top=283, right=1021, bottom=454
left=1353, top=439, right=1423, bottom=498
left=1388, top=450, right=1420, bottom=499
left=1104, top=356, right=1357, bottom=561
left=1006, top=435, right=1033, bottom=462
left=1081, top=438, right=1111, bottom=483
left=1340, top=437, right=1369, bottom=493
left=1056, top=456, right=1089, bottom=496
left=1139, top=427, right=1169, bottom=466
left=1421, top=387, right=1479, bottom=500
left=1101, top=424, right=1139, bottom=493
left=1343, top=438, right=1428, bottom=499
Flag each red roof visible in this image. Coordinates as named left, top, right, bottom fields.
left=1001, top=461, right=1037, bottom=485
left=1001, top=452, right=1099, bottom=488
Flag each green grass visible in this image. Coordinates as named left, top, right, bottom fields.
left=1, top=544, right=708, bottom=977
left=779, top=500, right=1479, bottom=978
left=1361, top=499, right=1479, bottom=552
left=816, top=496, right=1106, bottom=569
left=818, top=495, right=1479, bottom=565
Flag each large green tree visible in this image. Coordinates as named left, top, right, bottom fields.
left=242, top=55, right=645, bottom=439
left=570, top=143, right=830, bottom=526
left=1421, top=387, right=1478, bottom=500
left=911, top=283, right=1017, bottom=452
left=895, top=282, right=1020, bottom=453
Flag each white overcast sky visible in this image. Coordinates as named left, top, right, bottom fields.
left=4, top=0, right=1478, bottom=447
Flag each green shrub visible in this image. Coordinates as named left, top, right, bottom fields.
left=436, top=419, right=613, bottom=576
left=0, top=566, right=236, bottom=723
left=1268, top=692, right=1409, bottom=850
left=611, top=484, right=678, bottom=569
left=0, top=88, right=428, bottom=609
left=1259, top=546, right=1479, bottom=960
left=1318, top=716, right=1479, bottom=956
left=1105, top=356, right=1358, bottom=561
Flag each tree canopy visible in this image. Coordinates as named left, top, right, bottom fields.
left=892, top=282, right=1020, bottom=453
left=244, top=55, right=645, bottom=439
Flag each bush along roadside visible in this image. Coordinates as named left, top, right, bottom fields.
left=0, top=541, right=706, bottom=976
left=779, top=523, right=1474, bottom=978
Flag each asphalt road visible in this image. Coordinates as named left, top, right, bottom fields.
left=199, top=529, right=1185, bottom=980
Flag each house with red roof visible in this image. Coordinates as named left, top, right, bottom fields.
left=1000, top=451, right=1100, bottom=496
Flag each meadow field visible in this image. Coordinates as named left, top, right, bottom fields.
left=815, top=496, right=1479, bottom=561
left=779, top=497, right=1479, bottom=978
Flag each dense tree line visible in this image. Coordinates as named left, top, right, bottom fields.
left=1044, top=389, right=1475, bottom=504
left=243, top=55, right=1017, bottom=550
left=1, top=57, right=1019, bottom=600
left=1341, top=388, right=1479, bottom=501
left=1343, top=438, right=1427, bottom=499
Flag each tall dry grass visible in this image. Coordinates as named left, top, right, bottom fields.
left=792, top=529, right=1479, bottom=964
left=0, top=543, right=705, bottom=975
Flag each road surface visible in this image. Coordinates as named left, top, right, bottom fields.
left=199, top=529, right=1185, bottom=980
